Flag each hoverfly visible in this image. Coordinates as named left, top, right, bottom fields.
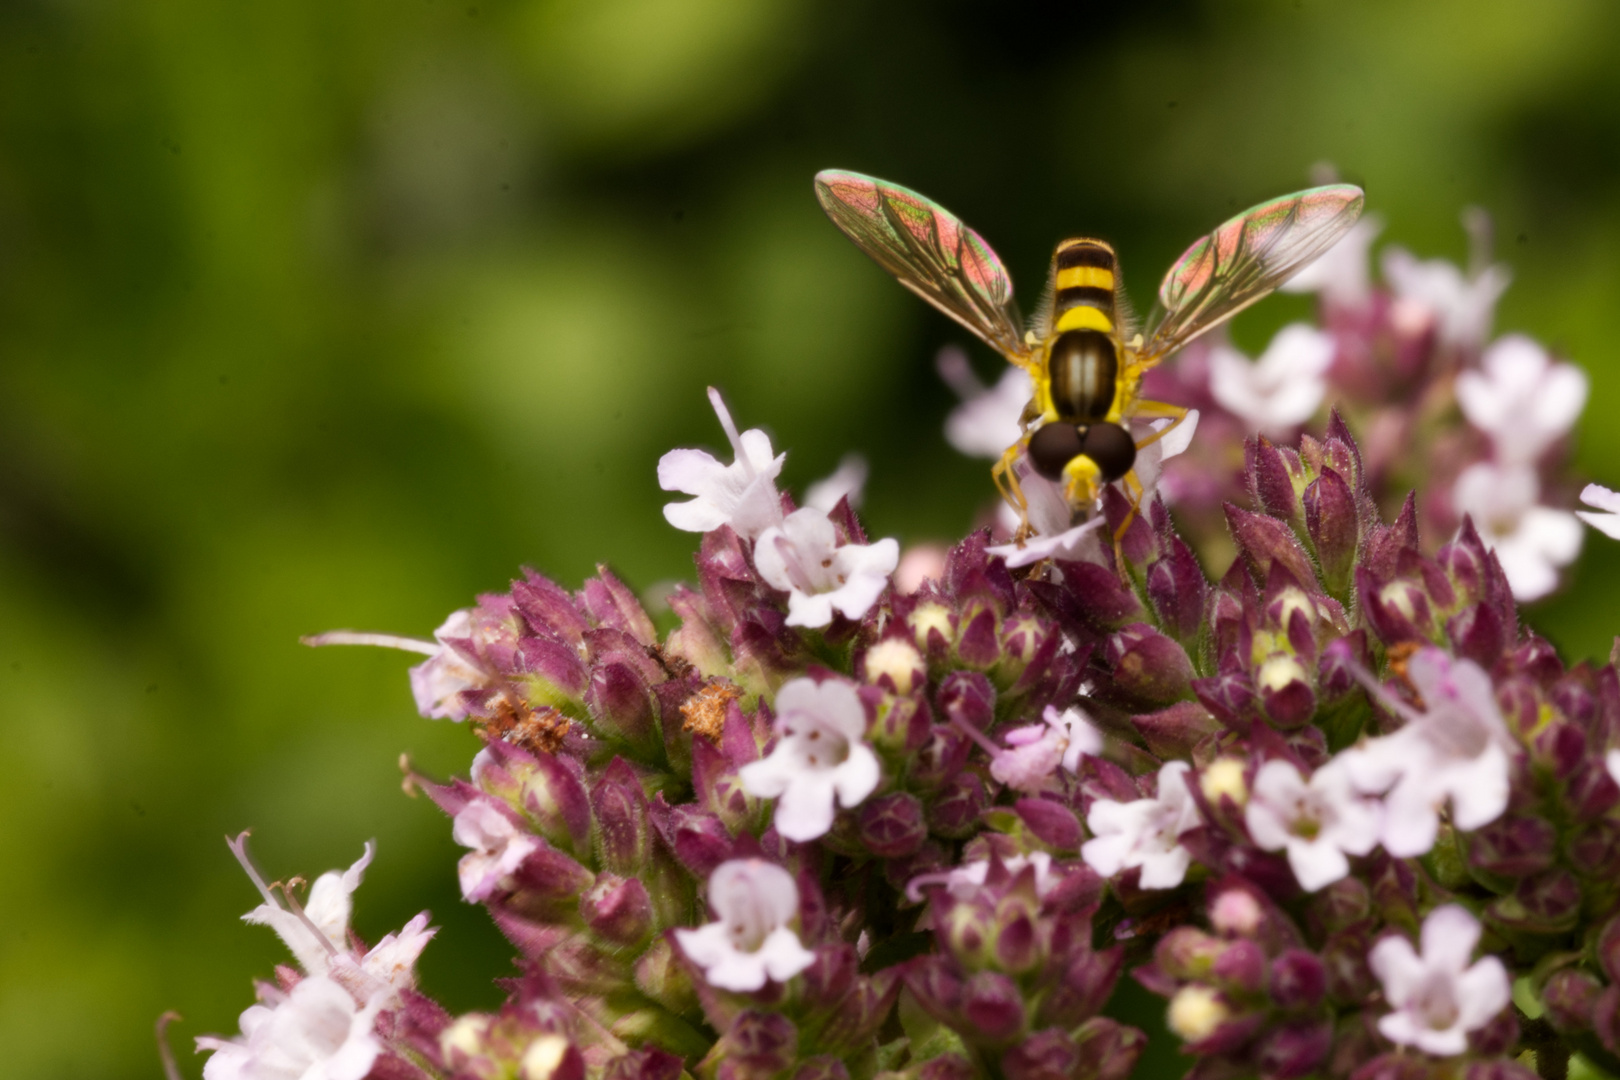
left=813, top=170, right=1365, bottom=535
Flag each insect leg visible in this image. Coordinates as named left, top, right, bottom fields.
left=992, top=443, right=1029, bottom=522
left=1131, top=402, right=1191, bottom=451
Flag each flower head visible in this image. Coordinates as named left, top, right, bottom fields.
left=738, top=676, right=881, bottom=842
left=1456, top=335, right=1588, bottom=464
left=659, top=387, right=786, bottom=540
left=1452, top=462, right=1581, bottom=602
left=1577, top=483, right=1620, bottom=540
left=1381, top=247, right=1510, bottom=352
left=1343, top=648, right=1515, bottom=857
left=1369, top=905, right=1510, bottom=1056
left=452, top=798, right=540, bottom=902
left=197, top=975, right=388, bottom=1080
left=1244, top=758, right=1381, bottom=891
left=754, top=507, right=899, bottom=628
left=986, top=705, right=1103, bottom=793
left=674, top=859, right=816, bottom=992
left=939, top=345, right=1032, bottom=459
left=1209, top=324, right=1335, bottom=437
left=1082, top=760, right=1201, bottom=889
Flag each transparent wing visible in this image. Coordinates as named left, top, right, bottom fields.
left=815, top=170, right=1030, bottom=364
left=1136, top=184, right=1365, bottom=370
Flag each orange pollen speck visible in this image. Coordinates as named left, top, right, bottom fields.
left=681, top=679, right=742, bottom=742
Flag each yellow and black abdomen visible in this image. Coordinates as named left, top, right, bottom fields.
left=1045, top=239, right=1121, bottom=423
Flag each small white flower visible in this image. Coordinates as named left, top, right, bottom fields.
left=659, top=387, right=787, bottom=540
left=754, top=507, right=899, bottom=628
left=1244, top=758, right=1381, bottom=892
left=1129, top=410, right=1201, bottom=501
left=1576, top=483, right=1620, bottom=540
left=452, top=799, right=539, bottom=902
left=1456, top=335, right=1588, bottom=464
left=738, top=677, right=881, bottom=842
left=1342, top=648, right=1515, bottom=858
left=1381, top=247, right=1510, bottom=352
left=804, top=453, right=869, bottom=513
left=905, top=851, right=1059, bottom=904
left=1452, top=462, right=1581, bottom=602
left=938, top=345, right=1032, bottom=459
left=1370, top=905, right=1510, bottom=1057
left=674, top=859, right=816, bottom=992
left=1606, top=748, right=1620, bottom=788
left=301, top=613, right=493, bottom=722
left=1082, top=760, right=1201, bottom=890
left=1209, top=325, right=1335, bottom=438
left=1281, top=216, right=1384, bottom=309
left=987, top=705, right=1104, bottom=793
left=196, top=975, right=387, bottom=1080
left=230, top=837, right=435, bottom=1001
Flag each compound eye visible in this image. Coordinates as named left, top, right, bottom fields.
left=1028, top=422, right=1085, bottom=480
left=1083, top=422, right=1137, bottom=482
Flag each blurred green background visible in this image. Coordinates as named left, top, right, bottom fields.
left=7, top=1, right=1620, bottom=1075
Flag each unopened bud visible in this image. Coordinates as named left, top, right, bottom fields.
left=1167, top=984, right=1228, bottom=1042
left=862, top=638, right=925, bottom=696
left=520, top=1034, right=583, bottom=1080
left=1200, top=757, right=1248, bottom=807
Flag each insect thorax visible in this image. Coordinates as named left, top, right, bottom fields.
left=1045, top=238, right=1121, bottom=422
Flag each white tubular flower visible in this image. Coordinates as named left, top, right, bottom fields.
left=906, top=851, right=1059, bottom=904
left=1381, top=247, right=1510, bottom=352
left=738, top=677, right=880, bottom=842
left=988, top=705, right=1104, bottom=793
left=988, top=471, right=1107, bottom=568
left=303, top=610, right=500, bottom=722
left=674, top=859, right=816, bottom=992
left=939, top=345, right=1033, bottom=459
left=754, top=507, right=899, bottom=628
left=451, top=799, right=539, bottom=902
left=1457, top=335, right=1588, bottom=464
left=1577, top=483, right=1620, bottom=540
left=1342, top=648, right=1515, bottom=858
left=1370, top=905, right=1510, bottom=1057
left=1244, top=758, right=1381, bottom=892
left=196, top=975, right=388, bottom=1080
left=1281, top=216, right=1383, bottom=309
left=1452, top=462, right=1581, bottom=602
left=804, top=453, right=870, bottom=513
left=231, top=837, right=435, bottom=1000
left=1129, top=410, right=1200, bottom=501
left=659, top=387, right=786, bottom=541
left=1082, top=761, right=1201, bottom=890
left=1209, top=325, right=1335, bottom=438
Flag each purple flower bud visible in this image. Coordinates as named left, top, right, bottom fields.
left=1106, top=623, right=1195, bottom=706
left=580, top=873, right=654, bottom=945
left=961, top=971, right=1028, bottom=1043
left=1104, top=486, right=1161, bottom=569
left=1320, top=929, right=1375, bottom=1005
left=1156, top=927, right=1225, bottom=980
left=1248, top=437, right=1307, bottom=525
left=1148, top=537, right=1210, bottom=645
left=857, top=792, right=927, bottom=858
left=1015, top=797, right=1083, bottom=852
left=1532, top=719, right=1586, bottom=779
left=1002, top=1027, right=1080, bottom=1080
left=632, top=937, right=696, bottom=1015
left=937, top=670, right=995, bottom=731
left=1463, top=1062, right=1538, bottom=1080
left=1193, top=672, right=1261, bottom=734
left=603, top=1047, right=685, bottom=1080
left=516, top=751, right=593, bottom=858
left=1304, top=466, right=1359, bottom=597
left=591, top=757, right=652, bottom=875
left=1544, top=968, right=1601, bottom=1033
left=1570, top=820, right=1620, bottom=878
left=928, top=770, right=989, bottom=838
left=957, top=606, right=1002, bottom=668
left=1132, top=701, right=1221, bottom=760
left=512, top=568, right=591, bottom=645
left=1468, top=1007, right=1519, bottom=1056
left=1071, top=1017, right=1146, bottom=1080
left=1212, top=939, right=1267, bottom=998
left=1596, top=985, right=1620, bottom=1056
left=1352, top=1052, right=1438, bottom=1080
left=940, top=898, right=997, bottom=969
left=1048, top=561, right=1147, bottom=631
left=1487, top=869, right=1581, bottom=935
left=649, top=797, right=735, bottom=878
left=1269, top=949, right=1327, bottom=1011
left=1043, top=944, right=1124, bottom=1025
left=798, top=944, right=859, bottom=1015
left=1465, top=814, right=1556, bottom=877
left=1255, top=1019, right=1332, bottom=1080
left=903, top=955, right=965, bottom=1021
left=1255, top=653, right=1317, bottom=729
left=913, top=724, right=972, bottom=790
left=585, top=660, right=657, bottom=749
left=788, top=1057, right=850, bottom=1080
left=994, top=909, right=1043, bottom=975
left=1598, top=915, right=1620, bottom=984
left=1356, top=570, right=1435, bottom=645
left=1308, top=876, right=1371, bottom=931
left=918, top=1056, right=976, bottom=1080
left=1447, top=602, right=1510, bottom=670
left=1225, top=505, right=1318, bottom=594
left=712, top=1011, right=797, bottom=1077
left=580, top=567, right=658, bottom=647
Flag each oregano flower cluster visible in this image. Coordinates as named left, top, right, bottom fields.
left=177, top=210, right=1620, bottom=1080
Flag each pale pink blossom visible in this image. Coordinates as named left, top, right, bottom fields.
left=754, top=507, right=899, bottom=628
left=451, top=799, right=539, bottom=902
left=197, top=975, right=387, bottom=1080
left=1381, top=247, right=1510, bottom=352
left=983, top=705, right=1103, bottom=792
left=739, top=677, right=881, bottom=842
left=1082, top=761, right=1201, bottom=889
left=1281, top=216, right=1383, bottom=308
left=1244, top=758, right=1381, bottom=891
left=938, top=345, right=1032, bottom=459
left=804, top=453, right=869, bottom=513
left=1577, top=483, right=1620, bottom=540
left=1208, top=325, right=1335, bottom=438
left=1343, top=648, right=1515, bottom=857
left=906, top=851, right=1059, bottom=903
left=1370, top=905, right=1510, bottom=1056
left=894, top=544, right=949, bottom=594
left=675, top=859, right=816, bottom=992
left=1456, top=335, right=1587, bottom=464
left=301, top=610, right=495, bottom=721
left=659, top=387, right=786, bottom=540
left=1452, top=462, right=1581, bottom=602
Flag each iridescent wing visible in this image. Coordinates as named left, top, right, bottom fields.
left=1136, top=184, right=1365, bottom=370
left=815, top=170, right=1030, bottom=364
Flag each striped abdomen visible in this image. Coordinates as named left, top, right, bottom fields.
left=1046, top=239, right=1120, bottom=422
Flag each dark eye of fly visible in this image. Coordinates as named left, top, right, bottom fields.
left=1028, top=422, right=1086, bottom=480
left=1083, top=422, right=1137, bottom=482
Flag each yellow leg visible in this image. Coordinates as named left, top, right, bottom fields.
left=1114, top=470, right=1145, bottom=544
left=1131, top=403, right=1192, bottom=454
left=992, top=442, right=1031, bottom=537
